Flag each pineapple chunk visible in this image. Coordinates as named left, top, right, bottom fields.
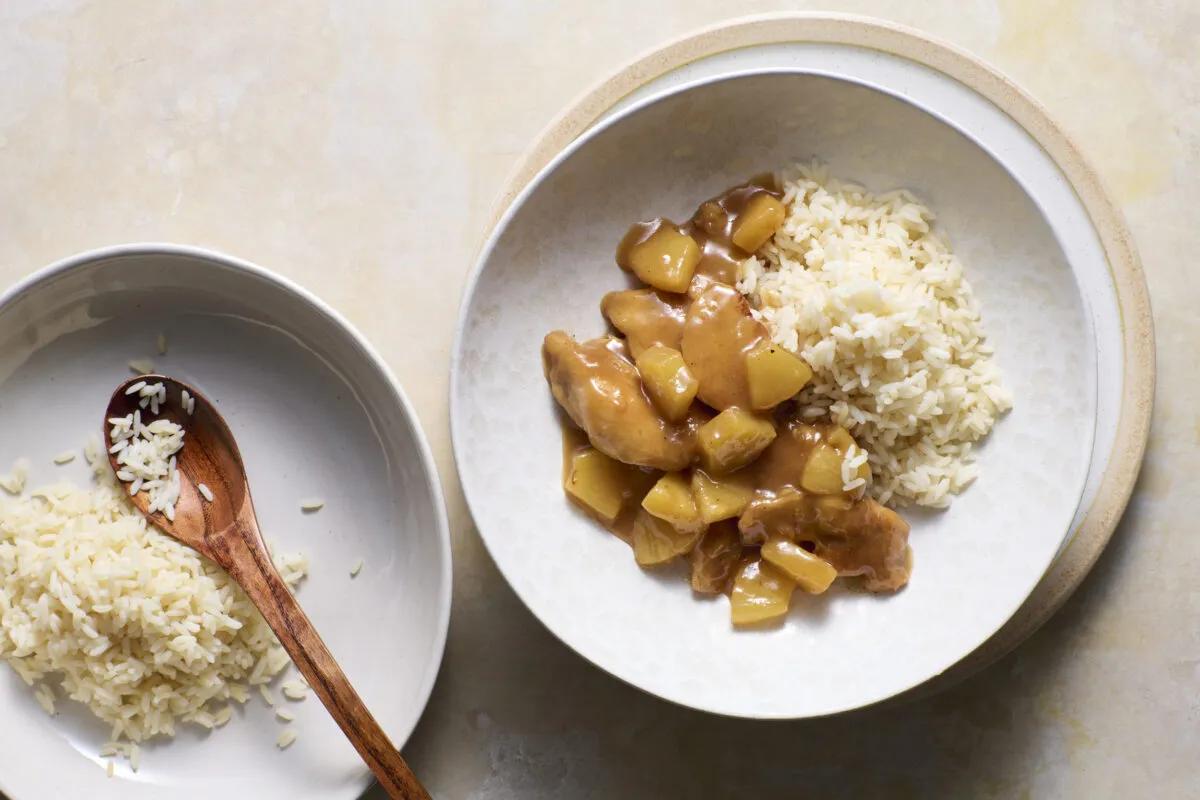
left=730, top=194, right=786, bottom=252
left=617, top=221, right=700, bottom=293
left=697, top=408, right=776, bottom=474
left=691, top=469, right=755, bottom=524
left=824, top=427, right=870, bottom=485
left=745, top=343, right=812, bottom=410
left=564, top=447, right=650, bottom=524
left=761, top=537, right=837, bottom=594
left=800, top=442, right=845, bottom=495
left=730, top=559, right=796, bottom=625
left=642, top=472, right=705, bottom=534
left=635, top=345, right=699, bottom=422
left=827, top=426, right=854, bottom=454
left=631, top=508, right=704, bottom=566
left=690, top=521, right=743, bottom=594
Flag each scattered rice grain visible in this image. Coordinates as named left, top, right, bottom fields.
left=280, top=680, right=308, bottom=701
left=0, top=459, right=29, bottom=495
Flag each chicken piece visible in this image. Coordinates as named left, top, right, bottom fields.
left=736, top=488, right=811, bottom=546
left=601, top=289, right=688, bottom=359
left=737, top=490, right=910, bottom=591
left=808, top=497, right=911, bottom=592
left=735, top=419, right=911, bottom=590
left=543, top=332, right=700, bottom=471
left=680, top=283, right=768, bottom=410
left=689, top=521, right=743, bottom=594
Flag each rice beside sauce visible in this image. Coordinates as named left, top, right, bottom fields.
left=739, top=163, right=1012, bottom=507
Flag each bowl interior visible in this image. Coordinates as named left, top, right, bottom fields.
left=454, top=72, right=1096, bottom=718
left=0, top=249, right=449, bottom=799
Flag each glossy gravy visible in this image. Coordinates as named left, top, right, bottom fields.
left=546, top=178, right=912, bottom=605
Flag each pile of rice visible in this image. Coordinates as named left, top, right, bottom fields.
left=0, top=448, right=308, bottom=744
left=739, top=163, right=1013, bottom=507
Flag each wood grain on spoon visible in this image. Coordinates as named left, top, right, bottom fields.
left=106, top=375, right=430, bottom=800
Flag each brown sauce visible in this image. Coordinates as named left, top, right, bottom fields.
left=679, top=283, right=767, bottom=411
left=545, top=176, right=912, bottom=616
left=682, top=181, right=780, bottom=295
left=544, top=332, right=701, bottom=472
left=600, top=289, right=688, bottom=358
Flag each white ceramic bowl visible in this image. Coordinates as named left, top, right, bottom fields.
left=0, top=245, right=451, bottom=799
left=453, top=70, right=1096, bottom=718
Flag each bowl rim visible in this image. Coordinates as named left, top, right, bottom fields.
left=0, top=241, right=453, bottom=795
left=466, top=11, right=1154, bottom=709
left=453, top=58, right=1115, bottom=719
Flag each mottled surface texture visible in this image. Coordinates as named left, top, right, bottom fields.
left=456, top=70, right=1095, bottom=719
left=0, top=1, right=1193, bottom=798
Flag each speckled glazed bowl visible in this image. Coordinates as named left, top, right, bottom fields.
left=453, top=69, right=1096, bottom=718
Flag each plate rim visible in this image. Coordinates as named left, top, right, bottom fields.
left=0, top=242, right=453, bottom=800
left=453, top=65, right=1100, bottom=718
left=474, top=11, right=1154, bottom=697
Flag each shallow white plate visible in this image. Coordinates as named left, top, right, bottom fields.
left=453, top=70, right=1096, bottom=718
left=0, top=245, right=450, bottom=799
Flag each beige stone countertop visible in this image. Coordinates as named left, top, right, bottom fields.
left=0, top=1, right=1195, bottom=797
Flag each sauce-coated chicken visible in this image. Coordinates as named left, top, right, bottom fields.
left=543, top=331, right=701, bottom=471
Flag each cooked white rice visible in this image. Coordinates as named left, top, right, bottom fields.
left=739, top=163, right=1012, bottom=507
left=0, top=449, right=307, bottom=743
left=299, top=498, right=324, bottom=513
left=280, top=679, right=308, bottom=701
left=0, top=459, right=29, bottom=496
left=108, top=407, right=184, bottom=520
left=276, top=728, right=297, bottom=749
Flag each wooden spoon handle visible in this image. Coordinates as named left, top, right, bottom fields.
left=223, top=528, right=430, bottom=800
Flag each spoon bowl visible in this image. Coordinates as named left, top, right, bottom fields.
left=105, top=374, right=430, bottom=800
left=105, top=375, right=248, bottom=560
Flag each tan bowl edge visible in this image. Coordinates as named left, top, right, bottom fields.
left=481, top=12, right=1155, bottom=700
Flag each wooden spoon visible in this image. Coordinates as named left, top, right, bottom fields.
left=105, top=375, right=430, bottom=800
